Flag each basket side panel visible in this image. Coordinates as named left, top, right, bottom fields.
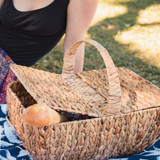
left=100, top=108, right=160, bottom=159
left=47, top=108, right=160, bottom=160
left=7, top=81, right=52, bottom=160
left=7, top=83, right=24, bottom=141
left=6, top=82, right=160, bottom=160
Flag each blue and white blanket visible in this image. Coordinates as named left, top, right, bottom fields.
left=0, top=104, right=160, bottom=160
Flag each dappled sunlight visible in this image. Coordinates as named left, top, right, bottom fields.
left=114, top=25, right=160, bottom=67
left=90, top=2, right=128, bottom=26
left=86, top=2, right=128, bottom=39
left=137, top=4, right=160, bottom=24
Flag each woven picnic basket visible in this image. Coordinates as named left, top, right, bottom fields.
left=6, top=39, right=160, bottom=160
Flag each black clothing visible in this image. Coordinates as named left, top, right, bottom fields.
left=0, top=0, right=69, bottom=66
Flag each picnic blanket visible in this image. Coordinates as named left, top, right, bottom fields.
left=0, top=104, right=160, bottom=160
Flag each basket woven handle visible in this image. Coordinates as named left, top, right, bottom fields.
left=62, top=39, right=121, bottom=114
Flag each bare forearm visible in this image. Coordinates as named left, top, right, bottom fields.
left=63, top=36, right=85, bottom=73
left=62, top=0, right=98, bottom=73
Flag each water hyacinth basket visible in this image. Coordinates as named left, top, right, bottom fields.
left=6, top=39, right=160, bottom=160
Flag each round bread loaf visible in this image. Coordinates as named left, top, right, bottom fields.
left=22, top=104, right=68, bottom=127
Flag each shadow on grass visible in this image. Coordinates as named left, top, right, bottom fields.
left=86, top=0, right=160, bottom=87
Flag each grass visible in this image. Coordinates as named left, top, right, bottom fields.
left=32, top=0, right=160, bottom=87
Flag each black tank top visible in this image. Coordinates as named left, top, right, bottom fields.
left=0, top=0, right=69, bottom=66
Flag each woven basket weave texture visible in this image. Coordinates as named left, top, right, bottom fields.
left=7, top=39, right=160, bottom=160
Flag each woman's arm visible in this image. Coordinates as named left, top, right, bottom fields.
left=63, top=0, right=98, bottom=73
left=0, top=0, right=4, bottom=8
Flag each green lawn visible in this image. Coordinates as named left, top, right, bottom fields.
left=33, top=0, right=160, bottom=87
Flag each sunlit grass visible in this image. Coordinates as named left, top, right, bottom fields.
left=115, top=4, right=160, bottom=68
left=137, top=4, right=160, bottom=24
left=91, top=2, right=128, bottom=26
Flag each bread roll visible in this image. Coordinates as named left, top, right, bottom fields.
left=22, top=104, right=68, bottom=127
